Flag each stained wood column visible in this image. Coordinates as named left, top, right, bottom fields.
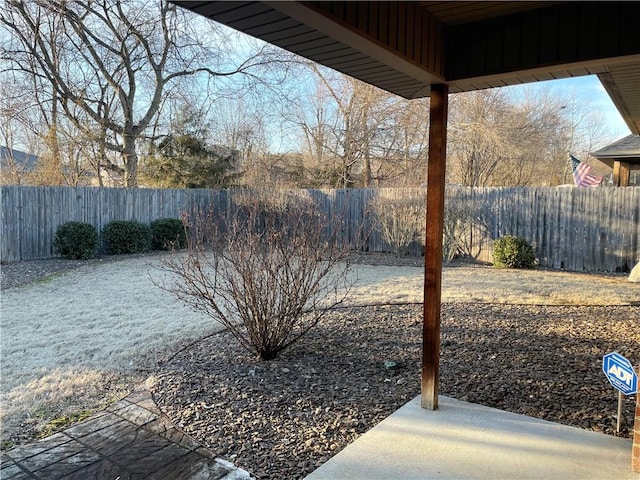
left=613, top=161, right=631, bottom=187
left=422, top=83, right=448, bottom=410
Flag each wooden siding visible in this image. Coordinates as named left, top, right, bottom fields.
left=307, top=1, right=445, bottom=78
left=446, top=2, right=640, bottom=81
left=1, top=186, right=638, bottom=273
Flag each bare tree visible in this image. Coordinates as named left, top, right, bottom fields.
left=210, top=98, right=269, bottom=165
left=288, top=67, right=432, bottom=188
left=1, top=0, right=292, bottom=186
left=552, top=93, right=612, bottom=183
left=370, top=98, right=430, bottom=187
left=447, top=86, right=611, bottom=187
left=0, top=80, right=34, bottom=184
left=157, top=190, right=355, bottom=361
left=291, top=67, right=398, bottom=188
left=447, top=90, right=516, bottom=187
left=293, top=72, right=347, bottom=187
left=239, top=152, right=307, bottom=189
left=369, top=192, right=425, bottom=258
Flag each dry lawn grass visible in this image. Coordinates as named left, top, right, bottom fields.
left=0, top=254, right=637, bottom=445
left=349, top=265, right=638, bottom=306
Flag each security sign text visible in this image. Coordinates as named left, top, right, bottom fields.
left=602, top=352, right=638, bottom=395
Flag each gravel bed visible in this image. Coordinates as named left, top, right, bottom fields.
left=1, top=258, right=94, bottom=290
left=150, top=303, right=640, bottom=480
left=2, top=253, right=638, bottom=478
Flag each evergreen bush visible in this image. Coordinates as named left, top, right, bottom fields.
left=150, top=218, right=186, bottom=250
left=102, top=220, right=151, bottom=255
left=492, top=235, right=536, bottom=269
left=53, top=221, right=99, bottom=260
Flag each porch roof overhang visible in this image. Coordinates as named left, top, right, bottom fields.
left=173, top=1, right=640, bottom=134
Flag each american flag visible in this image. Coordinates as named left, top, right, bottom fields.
left=571, top=155, right=603, bottom=187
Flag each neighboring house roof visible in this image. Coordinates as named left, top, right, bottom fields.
left=590, top=134, right=640, bottom=159
left=590, top=134, right=640, bottom=173
left=0, top=146, right=38, bottom=171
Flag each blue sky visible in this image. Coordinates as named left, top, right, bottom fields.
left=510, top=75, right=631, bottom=145
left=265, top=72, right=632, bottom=155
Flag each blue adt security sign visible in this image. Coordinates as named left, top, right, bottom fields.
left=602, top=352, right=638, bottom=395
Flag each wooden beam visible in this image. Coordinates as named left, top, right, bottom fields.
left=422, top=83, right=448, bottom=410
left=613, top=160, right=631, bottom=187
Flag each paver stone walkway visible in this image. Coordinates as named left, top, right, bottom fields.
left=0, top=389, right=251, bottom=480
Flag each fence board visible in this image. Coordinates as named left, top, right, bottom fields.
left=1, top=186, right=638, bottom=273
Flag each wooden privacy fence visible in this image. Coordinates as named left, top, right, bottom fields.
left=451, top=187, right=640, bottom=272
left=1, top=185, right=639, bottom=272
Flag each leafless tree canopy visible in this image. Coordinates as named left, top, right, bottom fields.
left=283, top=65, right=430, bottom=189
left=0, top=0, right=293, bottom=186
left=446, top=88, right=611, bottom=187
left=0, top=2, right=614, bottom=188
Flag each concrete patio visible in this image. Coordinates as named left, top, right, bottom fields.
left=305, top=395, right=639, bottom=480
left=2, top=391, right=637, bottom=479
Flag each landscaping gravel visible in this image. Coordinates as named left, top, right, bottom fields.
left=0, top=252, right=166, bottom=290
left=2, top=253, right=638, bottom=480
left=150, top=303, right=640, bottom=480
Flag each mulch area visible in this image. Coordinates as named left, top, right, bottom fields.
left=0, top=251, right=167, bottom=290
left=3, top=252, right=638, bottom=479
left=150, top=302, right=640, bottom=480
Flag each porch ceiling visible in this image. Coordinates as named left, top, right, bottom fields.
left=173, top=1, right=640, bottom=134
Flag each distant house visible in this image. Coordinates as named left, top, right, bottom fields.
left=0, top=146, right=38, bottom=184
left=591, top=134, right=640, bottom=186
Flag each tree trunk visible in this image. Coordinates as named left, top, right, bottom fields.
left=362, top=147, right=372, bottom=187
left=122, top=135, right=138, bottom=187
left=45, top=94, right=65, bottom=185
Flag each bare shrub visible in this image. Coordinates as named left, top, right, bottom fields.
left=369, top=192, right=425, bottom=258
left=370, top=189, right=491, bottom=262
left=443, top=192, right=491, bottom=263
left=157, top=190, right=355, bottom=360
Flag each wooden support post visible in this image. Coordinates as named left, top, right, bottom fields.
left=421, top=83, right=448, bottom=410
left=613, top=160, right=631, bottom=187
left=613, top=161, right=622, bottom=186
left=633, top=366, right=640, bottom=472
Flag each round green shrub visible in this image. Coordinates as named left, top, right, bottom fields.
left=102, top=220, right=151, bottom=255
left=492, top=235, right=536, bottom=269
left=53, top=221, right=99, bottom=260
left=150, top=218, right=187, bottom=251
